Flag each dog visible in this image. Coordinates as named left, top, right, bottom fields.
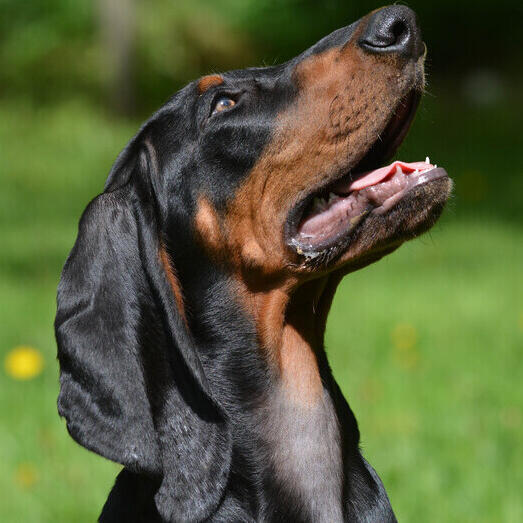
left=55, top=5, right=451, bottom=522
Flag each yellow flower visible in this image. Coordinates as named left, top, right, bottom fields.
left=391, top=323, right=420, bottom=370
left=15, top=463, right=38, bottom=488
left=391, top=323, right=418, bottom=350
left=5, top=346, right=44, bottom=380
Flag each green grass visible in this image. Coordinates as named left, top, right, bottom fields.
left=329, top=219, right=522, bottom=522
left=0, top=93, right=521, bottom=522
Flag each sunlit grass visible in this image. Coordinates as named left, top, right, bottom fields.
left=328, top=217, right=522, bottom=523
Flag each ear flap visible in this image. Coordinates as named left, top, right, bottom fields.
left=56, top=149, right=231, bottom=521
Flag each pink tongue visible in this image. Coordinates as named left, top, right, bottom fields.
left=346, top=160, right=434, bottom=192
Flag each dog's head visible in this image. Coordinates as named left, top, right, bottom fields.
left=56, top=6, right=451, bottom=520
left=110, top=5, right=448, bottom=282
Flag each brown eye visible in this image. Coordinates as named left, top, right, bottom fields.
left=212, top=97, right=236, bottom=115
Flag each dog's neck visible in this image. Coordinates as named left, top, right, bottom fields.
left=239, top=276, right=338, bottom=402
left=242, top=276, right=345, bottom=521
left=178, top=255, right=348, bottom=519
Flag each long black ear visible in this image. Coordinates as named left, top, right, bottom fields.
left=55, top=142, right=231, bottom=521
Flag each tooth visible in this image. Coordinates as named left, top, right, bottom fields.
left=425, top=156, right=430, bottom=164
left=395, top=165, right=402, bottom=175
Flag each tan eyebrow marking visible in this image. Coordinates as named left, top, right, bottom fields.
left=198, top=74, right=224, bottom=94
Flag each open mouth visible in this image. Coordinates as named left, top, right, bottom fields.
left=287, top=89, right=448, bottom=256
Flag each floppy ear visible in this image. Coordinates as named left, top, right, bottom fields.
left=55, top=143, right=231, bottom=521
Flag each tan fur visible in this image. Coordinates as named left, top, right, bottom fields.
left=232, top=277, right=333, bottom=407
left=194, top=197, right=225, bottom=260
left=158, top=244, right=186, bottom=323
left=279, top=323, right=323, bottom=406
left=197, top=74, right=224, bottom=94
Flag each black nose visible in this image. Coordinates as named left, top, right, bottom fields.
left=358, top=6, right=423, bottom=59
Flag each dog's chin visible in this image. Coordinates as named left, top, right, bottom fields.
left=288, top=173, right=452, bottom=273
left=333, top=176, right=452, bottom=272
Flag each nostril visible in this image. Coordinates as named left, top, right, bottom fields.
left=391, top=20, right=409, bottom=46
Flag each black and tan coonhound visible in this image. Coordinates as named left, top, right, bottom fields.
left=55, top=5, right=451, bottom=522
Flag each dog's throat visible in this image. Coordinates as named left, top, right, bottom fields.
left=271, top=323, right=343, bottom=520
left=242, top=275, right=339, bottom=404
left=279, top=323, right=323, bottom=406
left=262, top=384, right=344, bottom=522
left=240, top=277, right=344, bottom=520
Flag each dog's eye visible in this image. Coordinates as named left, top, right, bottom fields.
left=212, top=97, right=236, bottom=115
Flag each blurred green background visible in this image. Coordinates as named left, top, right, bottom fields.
left=1, top=1, right=521, bottom=521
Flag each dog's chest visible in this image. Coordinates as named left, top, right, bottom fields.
left=261, top=387, right=344, bottom=522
